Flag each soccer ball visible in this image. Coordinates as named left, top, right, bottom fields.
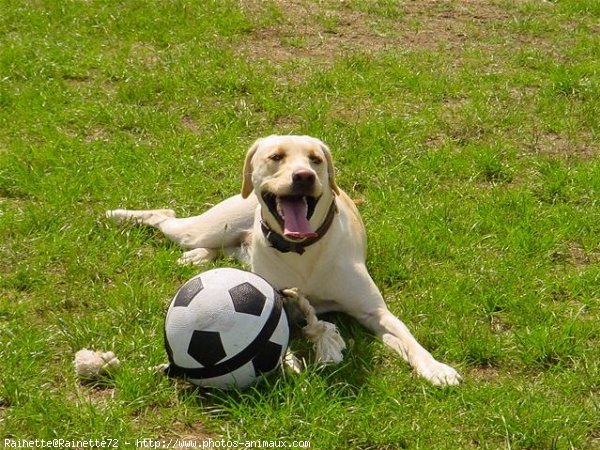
left=164, top=268, right=289, bottom=390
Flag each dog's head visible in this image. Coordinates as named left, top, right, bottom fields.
left=241, top=135, right=340, bottom=241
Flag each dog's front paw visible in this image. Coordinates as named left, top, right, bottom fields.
left=419, top=361, right=462, bottom=386
left=283, top=350, right=304, bottom=373
left=177, top=248, right=218, bottom=266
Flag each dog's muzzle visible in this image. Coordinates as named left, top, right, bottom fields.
left=260, top=168, right=322, bottom=240
left=262, top=193, right=319, bottom=240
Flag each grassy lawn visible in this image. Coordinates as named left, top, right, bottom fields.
left=1, top=0, right=600, bottom=448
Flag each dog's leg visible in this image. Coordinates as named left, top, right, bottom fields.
left=359, top=307, right=461, bottom=386
left=336, top=269, right=461, bottom=386
left=107, top=194, right=257, bottom=264
left=107, top=208, right=177, bottom=227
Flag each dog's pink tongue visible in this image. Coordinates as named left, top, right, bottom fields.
left=280, top=197, right=317, bottom=239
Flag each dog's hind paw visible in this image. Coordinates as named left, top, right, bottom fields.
left=420, top=361, right=462, bottom=386
left=105, top=209, right=128, bottom=222
left=105, top=209, right=176, bottom=225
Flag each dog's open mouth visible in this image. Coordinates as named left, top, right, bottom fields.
left=263, top=193, right=318, bottom=240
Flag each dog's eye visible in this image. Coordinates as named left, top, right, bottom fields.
left=310, top=155, right=323, bottom=165
left=269, top=153, right=284, bottom=162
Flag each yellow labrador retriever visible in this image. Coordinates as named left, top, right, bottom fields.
left=107, top=135, right=461, bottom=386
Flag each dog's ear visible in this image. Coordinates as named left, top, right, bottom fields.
left=241, top=138, right=262, bottom=198
left=320, top=143, right=341, bottom=195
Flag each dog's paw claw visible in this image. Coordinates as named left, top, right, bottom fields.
left=105, top=209, right=127, bottom=222
left=420, top=362, right=462, bottom=386
left=177, top=248, right=217, bottom=266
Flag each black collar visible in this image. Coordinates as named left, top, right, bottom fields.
left=261, top=199, right=338, bottom=255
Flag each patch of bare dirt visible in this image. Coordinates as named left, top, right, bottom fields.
left=469, top=365, right=500, bottom=382
left=239, top=0, right=510, bottom=66
left=566, top=242, right=593, bottom=266
left=181, top=115, right=202, bottom=135
left=400, top=0, right=509, bottom=51
left=85, top=126, right=111, bottom=143
left=551, top=241, right=600, bottom=267
left=70, top=383, right=117, bottom=408
left=526, top=131, right=598, bottom=159
left=490, top=315, right=511, bottom=334
left=129, top=42, right=161, bottom=69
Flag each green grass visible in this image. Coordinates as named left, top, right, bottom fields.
left=1, top=0, right=600, bottom=448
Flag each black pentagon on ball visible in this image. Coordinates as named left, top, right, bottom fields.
left=173, top=277, right=204, bottom=307
left=187, top=330, right=227, bottom=367
left=229, top=282, right=266, bottom=317
left=251, top=340, right=284, bottom=376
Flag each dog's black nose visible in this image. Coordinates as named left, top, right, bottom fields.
left=292, top=169, right=316, bottom=187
